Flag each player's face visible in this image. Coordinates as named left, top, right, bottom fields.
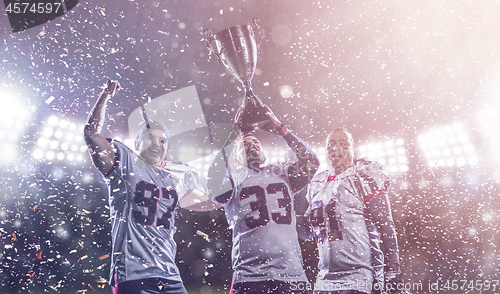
left=326, top=130, right=355, bottom=175
left=240, top=135, right=266, bottom=169
left=139, top=129, right=168, bottom=165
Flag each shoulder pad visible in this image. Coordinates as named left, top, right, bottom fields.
left=356, top=159, right=390, bottom=190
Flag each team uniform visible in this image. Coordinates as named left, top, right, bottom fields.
left=208, top=132, right=319, bottom=294
left=304, top=159, right=399, bottom=294
left=104, top=140, right=199, bottom=293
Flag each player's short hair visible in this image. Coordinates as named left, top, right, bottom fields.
left=135, top=120, right=172, bottom=151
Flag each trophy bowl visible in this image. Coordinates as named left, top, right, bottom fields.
left=205, top=18, right=270, bottom=134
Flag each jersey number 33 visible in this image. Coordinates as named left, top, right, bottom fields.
left=240, top=183, right=292, bottom=229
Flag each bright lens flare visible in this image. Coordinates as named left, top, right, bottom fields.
left=357, top=138, right=408, bottom=173
left=33, top=115, right=87, bottom=163
left=0, top=89, right=32, bottom=165
left=418, top=122, right=477, bottom=168
left=279, top=85, right=294, bottom=99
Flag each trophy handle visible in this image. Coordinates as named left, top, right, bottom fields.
left=251, top=18, right=264, bottom=57
left=204, top=29, right=225, bottom=66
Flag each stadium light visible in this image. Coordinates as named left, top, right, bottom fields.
left=0, top=89, right=32, bottom=166
left=417, top=122, right=478, bottom=168
left=32, top=115, right=88, bottom=164
left=264, top=146, right=293, bottom=164
left=357, top=138, right=409, bottom=173
left=311, top=146, right=328, bottom=172
left=474, top=102, right=500, bottom=182
left=177, top=147, right=217, bottom=178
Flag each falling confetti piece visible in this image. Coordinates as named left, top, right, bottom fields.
left=196, top=230, right=210, bottom=242
left=95, top=277, right=108, bottom=284
left=45, top=96, right=55, bottom=104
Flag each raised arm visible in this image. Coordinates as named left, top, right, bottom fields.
left=84, top=80, right=120, bottom=175
left=260, top=106, right=320, bottom=192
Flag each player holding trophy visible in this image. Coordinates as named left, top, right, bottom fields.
left=207, top=104, right=320, bottom=294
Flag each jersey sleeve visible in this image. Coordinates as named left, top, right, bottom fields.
left=356, top=159, right=390, bottom=202
left=304, top=170, right=328, bottom=204
left=302, top=171, right=325, bottom=222
left=359, top=159, right=401, bottom=273
left=104, top=140, right=132, bottom=179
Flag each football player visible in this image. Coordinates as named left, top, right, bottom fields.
left=302, top=128, right=404, bottom=294
left=207, top=105, right=320, bottom=294
left=84, top=80, right=211, bottom=294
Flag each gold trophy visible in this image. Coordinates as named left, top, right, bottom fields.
left=205, top=18, right=269, bottom=134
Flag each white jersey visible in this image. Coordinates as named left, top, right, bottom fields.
left=212, top=162, right=308, bottom=284
left=305, top=160, right=389, bottom=294
left=104, top=141, right=199, bottom=285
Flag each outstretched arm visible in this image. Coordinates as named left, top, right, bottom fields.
left=84, top=80, right=120, bottom=175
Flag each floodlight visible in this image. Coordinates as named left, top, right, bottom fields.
left=357, top=138, right=408, bottom=173
left=312, top=146, right=328, bottom=172
left=417, top=122, right=477, bottom=168
left=33, top=149, right=44, bottom=160
left=32, top=115, right=88, bottom=164
left=0, top=89, right=32, bottom=165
